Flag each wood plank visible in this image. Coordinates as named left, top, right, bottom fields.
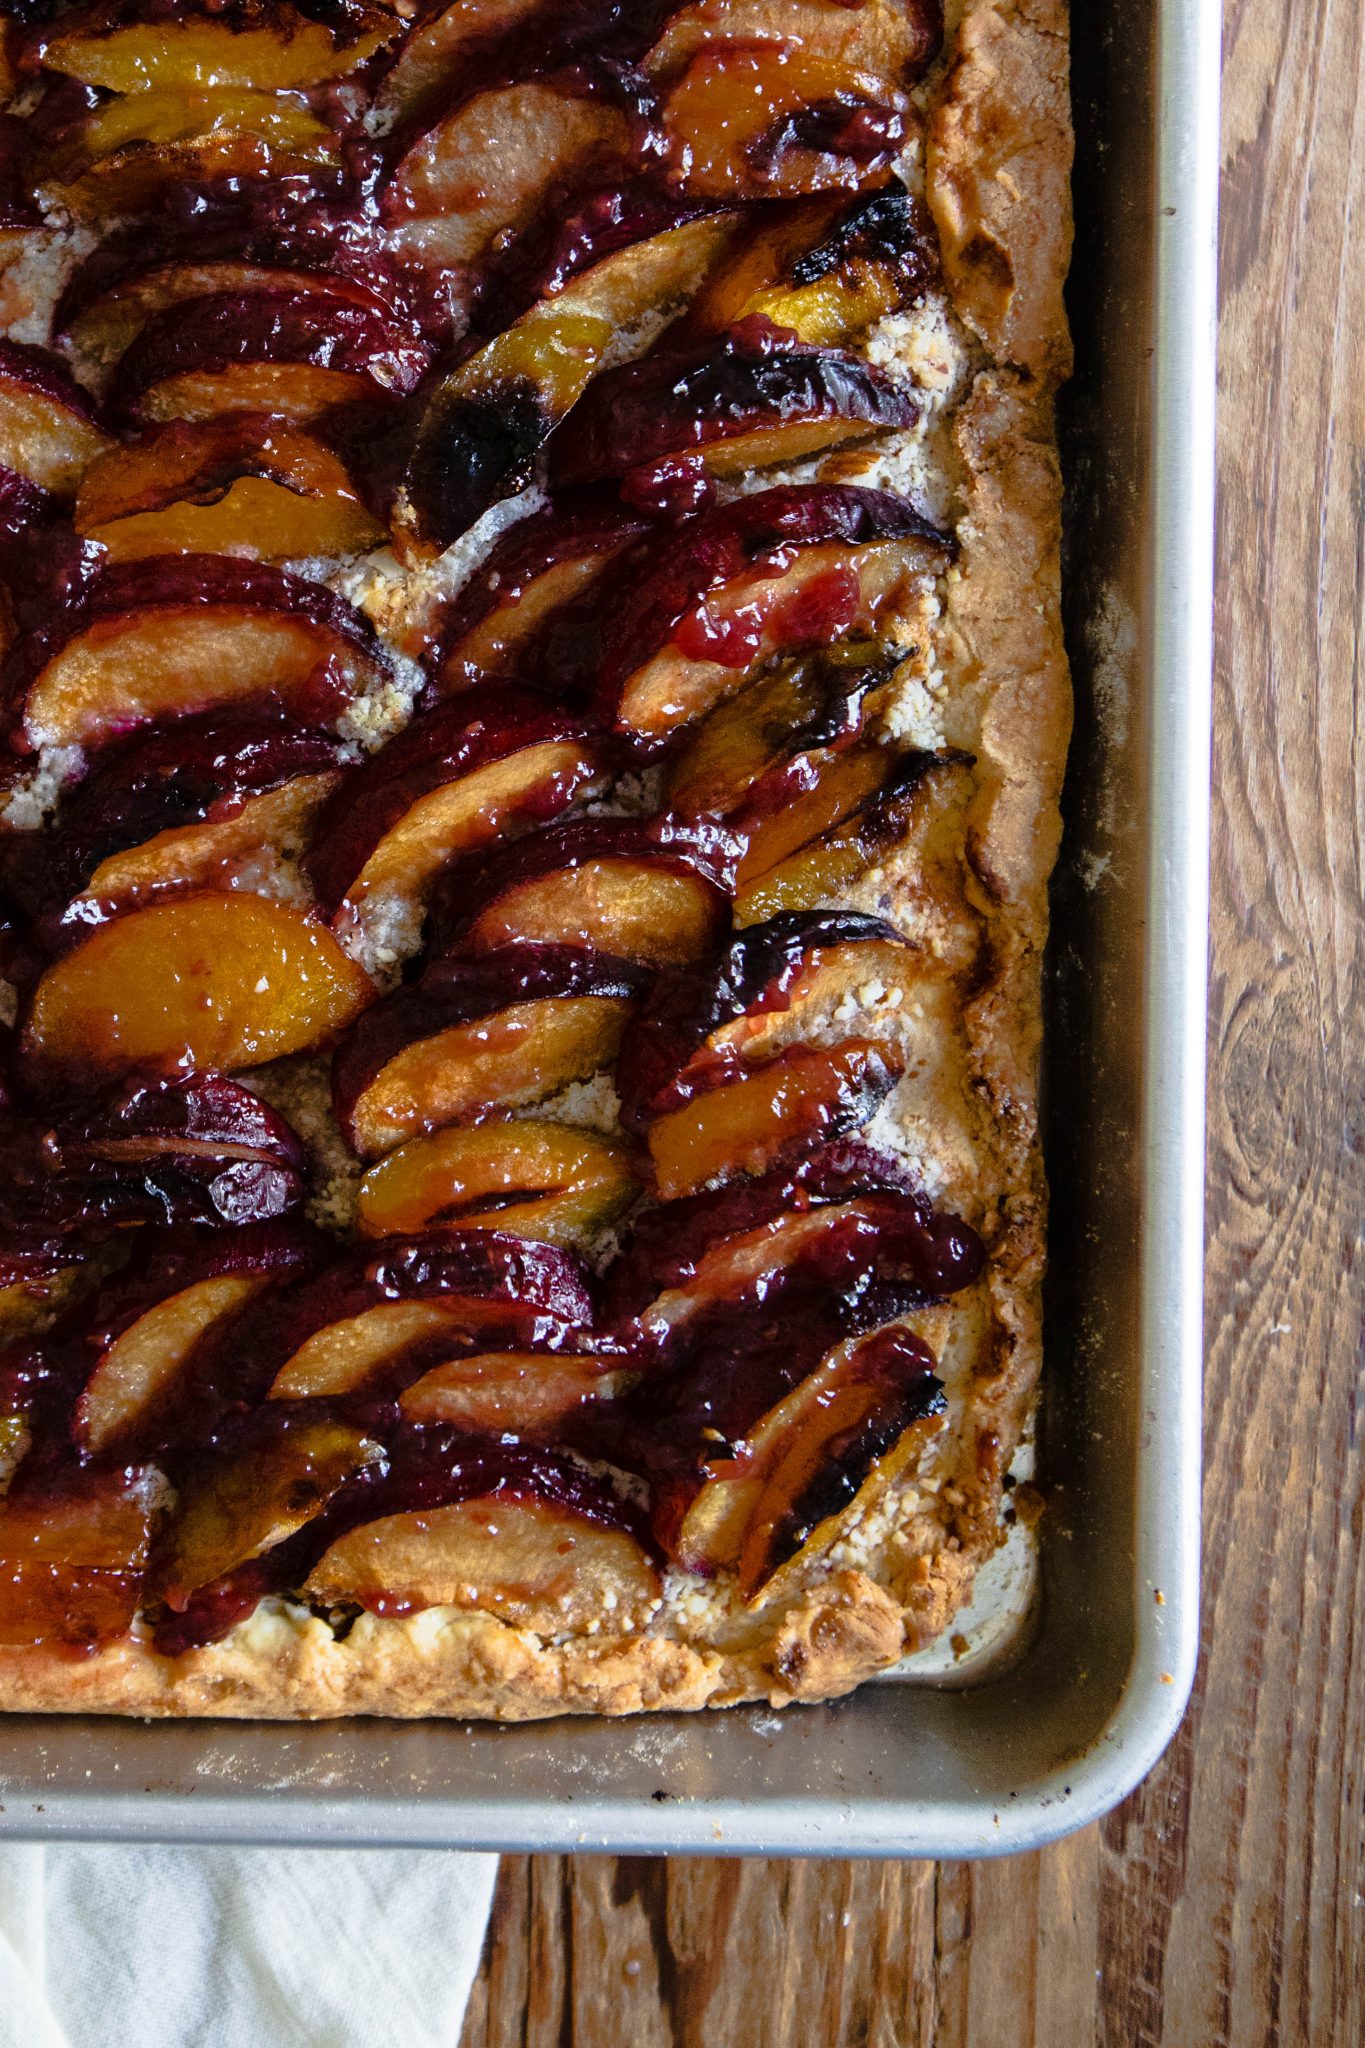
left=459, top=0, right=1365, bottom=2033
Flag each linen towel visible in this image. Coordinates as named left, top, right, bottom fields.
left=0, top=1842, right=498, bottom=2048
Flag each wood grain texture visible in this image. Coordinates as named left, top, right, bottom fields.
left=458, top=0, right=1365, bottom=2035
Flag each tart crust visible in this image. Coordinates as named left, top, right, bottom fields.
left=0, top=0, right=1072, bottom=1720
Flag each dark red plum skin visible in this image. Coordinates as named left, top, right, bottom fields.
left=0, top=337, right=102, bottom=423
left=0, top=553, right=391, bottom=746
left=331, top=942, right=649, bottom=1139
left=2, top=711, right=344, bottom=932
left=306, top=689, right=603, bottom=912
left=600, top=1140, right=983, bottom=1330
left=150, top=1427, right=645, bottom=1654
left=616, top=909, right=909, bottom=1130
left=546, top=330, right=918, bottom=487
left=471, top=184, right=721, bottom=335
left=428, top=489, right=651, bottom=682
left=0, top=1073, right=312, bottom=1232
left=428, top=812, right=745, bottom=957
left=109, top=289, right=433, bottom=420
left=512, top=482, right=951, bottom=709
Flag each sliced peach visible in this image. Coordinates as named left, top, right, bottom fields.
left=0, top=343, right=109, bottom=497
left=398, top=1350, right=631, bottom=1435
left=0, top=1467, right=160, bottom=1648
left=150, top=1418, right=382, bottom=1608
left=357, top=1121, right=641, bottom=1245
left=304, top=1494, right=658, bottom=1628
left=75, top=417, right=383, bottom=563
left=9, top=557, right=389, bottom=753
left=44, top=12, right=396, bottom=93
left=21, top=894, right=374, bottom=1086
left=400, top=212, right=741, bottom=545
left=385, top=82, right=634, bottom=272
left=75, top=771, right=340, bottom=917
left=647, top=1038, right=903, bottom=1199
left=661, top=46, right=909, bottom=200
left=342, top=994, right=634, bottom=1160
left=40, top=88, right=339, bottom=220
left=74, top=1271, right=272, bottom=1458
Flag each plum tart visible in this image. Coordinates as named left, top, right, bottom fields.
left=0, top=0, right=1071, bottom=1720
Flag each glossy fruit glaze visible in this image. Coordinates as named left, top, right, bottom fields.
left=0, top=0, right=993, bottom=1653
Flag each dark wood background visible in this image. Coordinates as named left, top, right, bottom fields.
left=458, top=0, right=1365, bottom=2034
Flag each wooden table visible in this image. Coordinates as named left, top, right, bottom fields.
left=459, top=0, right=1365, bottom=2033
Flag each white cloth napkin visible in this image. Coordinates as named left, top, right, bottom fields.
left=0, top=1843, right=498, bottom=2048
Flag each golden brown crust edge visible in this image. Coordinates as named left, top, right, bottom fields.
left=0, top=0, right=1073, bottom=1722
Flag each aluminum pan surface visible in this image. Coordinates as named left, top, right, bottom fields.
left=0, top=0, right=1217, bottom=1857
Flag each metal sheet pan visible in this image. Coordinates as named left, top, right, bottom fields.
left=0, top=0, right=1218, bottom=1857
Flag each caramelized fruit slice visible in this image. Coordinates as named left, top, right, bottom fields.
left=642, top=0, right=942, bottom=86
left=44, top=11, right=396, bottom=92
left=40, top=88, right=339, bottom=220
left=548, top=329, right=916, bottom=488
left=433, top=817, right=739, bottom=968
left=574, top=484, right=950, bottom=737
left=22, top=894, right=374, bottom=1085
left=400, top=213, right=740, bottom=546
left=74, top=1271, right=272, bottom=1457
left=432, top=492, right=648, bottom=692
left=672, top=1323, right=942, bottom=1579
left=339, top=991, right=636, bottom=1159
left=385, top=81, right=634, bottom=272
left=52, top=1072, right=310, bottom=1229
left=738, top=1328, right=946, bottom=1600
left=735, top=743, right=893, bottom=887
left=0, top=341, right=109, bottom=495
left=618, top=910, right=927, bottom=1127
left=74, top=772, right=340, bottom=918
left=646, top=1038, right=903, bottom=1199
left=260, top=1229, right=592, bottom=1398
left=333, top=947, right=646, bottom=1159
left=268, top=1299, right=505, bottom=1400
left=7, top=556, right=389, bottom=752
left=3, top=712, right=344, bottom=928
left=373, top=0, right=547, bottom=130
left=0, top=1467, right=160, bottom=1648
left=112, top=290, right=429, bottom=425
left=665, top=639, right=885, bottom=815
left=306, top=695, right=607, bottom=929
left=662, top=46, right=909, bottom=200
left=75, top=416, right=383, bottom=562
left=735, top=750, right=967, bottom=925
left=690, top=188, right=937, bottom=347
left=62, top=259, right=393, bottom=369
left=357, top=1121, right=641, bottom=1245
left=399, top=1350, right=630, bottom=1434
left=151, top=1418, right=383, bottom=1608
left=305, top=1495, right=658, bottom=1629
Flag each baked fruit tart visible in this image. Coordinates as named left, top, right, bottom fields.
left=0, top=0, right=1072, bottom=1719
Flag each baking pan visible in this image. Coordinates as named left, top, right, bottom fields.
left=0, top=0, right=1217, bottom=1856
